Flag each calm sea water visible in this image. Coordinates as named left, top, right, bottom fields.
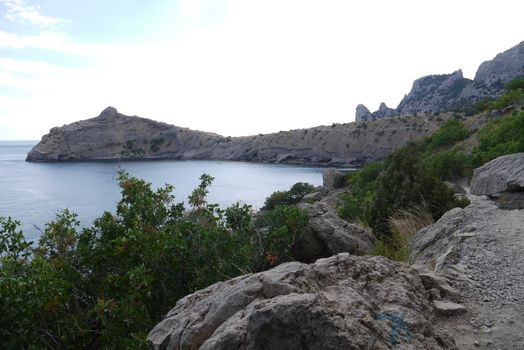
left=0, top=141, right=323, bottom=242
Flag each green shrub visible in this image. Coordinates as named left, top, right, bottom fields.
left=422, top=119, right=470, bottom=150
left=369, top=147, right=466, bottom=238
left=472, top=110, right=524, bottom=166
left=0, top=172, right=307, bottom=348
left=263, top=182, right=315, bottom=210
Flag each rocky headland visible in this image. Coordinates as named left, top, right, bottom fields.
left=26, top=106, right=452, bottom=166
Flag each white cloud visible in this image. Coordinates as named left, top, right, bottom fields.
left=0, top=0, right=65, bottom=27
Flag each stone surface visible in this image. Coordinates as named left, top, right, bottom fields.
left=293, top=201, right=374, bottom=262
left=147, top=253, right=457, bottom=350
left=475, top=40, right=524, bottom=88
left=470, top=153, right=524, bottom=197
left=355, top=104, right=371, bottom=122
left=433, top=301, right=467, bottom=316
left=411, top=193, right=524, bottom=349
left=27, top=107, right=445, bottom=167
left=322, top=168, right=343, bottom=191
left=355, top=102, right=395, bottom=122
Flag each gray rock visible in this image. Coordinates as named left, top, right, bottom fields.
left=475, top=41, right=524, bottom=89
left=322, top=168, right=343, bottom=191
left=433, top=300, right=467, bottom=316
left=355, top=102, right=395, bottom=121
left=147, top=253, right=457, bottom=350
left=293, top=201, right=374, bottom=262
left=301, top=191, right=324, bottom=203
left=355, top=104, right=372, bottom=122
left=470, top=153, right=524, bottom=197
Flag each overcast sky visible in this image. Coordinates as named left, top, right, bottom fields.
left=0, top=0, right=523, bottom=140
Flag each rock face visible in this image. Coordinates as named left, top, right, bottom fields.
left=27, top=107, right=446, bottom=166
left=396, top=70, right=476, bottom=115
left=356, top=40, right=524, bottom=119
left=147, top=253, right=456, bottom=350
left=470, top=153, right=524, bottom=196
left=355, top=102, right=395, bottom=122
left=321, top=168, right=343, bottom=191
left=355, top=104, right=372, bottom=122
left=475, top=40, right=524, bottom=89
left=293, top=200, right=374, bottom=262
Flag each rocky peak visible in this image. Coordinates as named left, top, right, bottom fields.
left=355, top=104, right=371, bottom=122
left=98, top=106, right=119, bottom=119
left=355, top=41, right=524, bottom=118
left=355, top=102, right=395, bottom=122
left=475, top=41, right=524, bottom=88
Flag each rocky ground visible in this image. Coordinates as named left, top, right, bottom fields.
left=411, top=153, right=524, bottom=349
left=415, top=196, right=524, bottom=350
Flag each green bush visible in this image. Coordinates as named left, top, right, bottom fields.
left=422, top=119, right=470, bottom=150
left=370, top=147, right=465, bottom=238
left=0, top=171, right=305, bottom=349
left=472, top=110, right=524, bottom=166
left=263, top=182, right=315, bottom=210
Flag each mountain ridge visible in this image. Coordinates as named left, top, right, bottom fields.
left=356, top=40, right=524, bottom=121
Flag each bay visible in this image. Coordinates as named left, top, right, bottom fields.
left=0, top=141, right=323, bottom=242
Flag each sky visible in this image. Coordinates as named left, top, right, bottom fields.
left=0, top=0, right=523, bottom=140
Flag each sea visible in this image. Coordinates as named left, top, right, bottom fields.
left=0, top=141, right=324, bottom=242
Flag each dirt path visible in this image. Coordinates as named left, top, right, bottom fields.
left=413, top=195, right=524, bottom=349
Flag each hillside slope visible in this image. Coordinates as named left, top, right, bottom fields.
left=27, top=106, right=454, bottom=166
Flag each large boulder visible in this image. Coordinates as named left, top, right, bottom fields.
left=148, top=253, right=457, bottom=350
left=293, top=201, right=374, bottom=262
left=470, top=153, right=524, bottom=196
left=322, top=168, right=343, bottom=191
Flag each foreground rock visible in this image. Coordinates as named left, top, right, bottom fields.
left=293, top=200, right=374, bottom=262
left=148, top=253, right=456, bottom=350
left=470, top=153, right=524, bottom=196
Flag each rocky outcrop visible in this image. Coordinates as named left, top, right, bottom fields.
left=321, top=168, right=343, bottom=191
left=147, top=253, right=457, bottom=350
left=470, top=153, right=524, bottom=196
left=475, top=41, right=524, bottom=89
left=27, top=107, right=446, bottom=166
left=356, top=41, right=524, bottom=119
left=355, top=102, right=395, bottom=122
left=293, top=200, right=374, bottom=262
left=355, top=104, right=372, bottom=122
left=396, top=70, right=475, bottom=115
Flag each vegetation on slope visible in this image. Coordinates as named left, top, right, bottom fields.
left=337, top=78, right=524, bottom=259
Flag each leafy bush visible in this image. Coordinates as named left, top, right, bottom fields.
left=370, top=147, right=466, bottom=238
left=472, top=110, right=524, bottom=166
left=0, top=171, right=307, bottom=348
left=263, top=182, right=315, bottom=210
left=337, top=162, right=383, bottom=223
left=422, top=119, right=470, bottom=150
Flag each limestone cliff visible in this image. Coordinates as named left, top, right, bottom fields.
left=27, top=107, right=452, bottom=166
left=357, top=40, right=524, bottom=119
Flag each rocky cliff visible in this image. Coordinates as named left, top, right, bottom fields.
left=357, top=40, right=524, bottom=119
left=27, top=107, right=451, bottom=166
